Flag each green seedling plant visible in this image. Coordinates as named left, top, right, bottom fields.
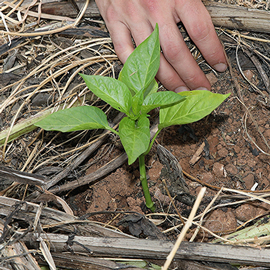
left=35, top=24, right=229, bottom=212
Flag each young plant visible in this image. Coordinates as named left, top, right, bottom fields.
left=35, top=24, right=229, bottom=212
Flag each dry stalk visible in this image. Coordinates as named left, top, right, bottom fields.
left=190, top=188, right=223, bottom=242
left=162, top=187, right=206, bottom=270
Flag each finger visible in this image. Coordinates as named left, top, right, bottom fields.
left=177, top=0, right=227, bottom=72
left=106, top=21, right=135, bottom=63
left=158, top=21, right=211, bottom=90
left=156, top=53, right=189, bottom=92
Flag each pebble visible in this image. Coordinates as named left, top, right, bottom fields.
left=154, top=188, right=170, bottom=205
left=243, top=70, right=254, bottom=81
left=233, top=145, right=241, bottom=154
left=204, top=209, right=237, bottom=233
left=208, top=136, right=219, bottom=155
left=236, top=159, right=246, bottom=166
left=247, top=159, right=257, bottom=168
left=218, top=148, right=228, bottom=158
left=264, top=129, right=270, bottom=138
left=201, top=172, right=215, bottom=184
left=255, top=202, right=270, bottom=216
left=225, top=164, right=238, bottom=175
left=212, top=163, right=225, bottom=177
left=235, top=203, right=257, bottom=222
left=32, top=93, right=51, bottom=107
left=243, top=173, right=255, bottom=189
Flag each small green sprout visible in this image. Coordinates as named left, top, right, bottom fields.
left=35, top=24, right=229, bottom=212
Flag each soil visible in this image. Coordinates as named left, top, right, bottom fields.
left=65, top=46, right=270, bottom=239
left=1, top=17, right=270, bottom=245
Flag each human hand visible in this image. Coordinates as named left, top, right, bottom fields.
left=95, top=0, right=227, bottom=92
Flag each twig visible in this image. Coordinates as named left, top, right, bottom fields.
left=190, top=188, right=223, bottom=242
left=162, top=187, right=206, bottom=270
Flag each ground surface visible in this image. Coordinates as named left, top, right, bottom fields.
left=65, top=45, right=270, bottom=239
left=1, top=1, right=270, bottom=248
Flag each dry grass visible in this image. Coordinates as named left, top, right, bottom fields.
left=1, top=0, right=270, bottom=269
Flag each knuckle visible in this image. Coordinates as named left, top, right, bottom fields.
left=184, top=74, right=198, bottom=85
left=123, top=2, right=141, bottom=22
left=163, top=41, right=181, bottom=61
left=105, top=5, right=118, bottom=23
left=189, top=21, right=212, bottom=43
left=159, top=72, right=179, bottom=89
left=143, top=0, right=159, bottom=12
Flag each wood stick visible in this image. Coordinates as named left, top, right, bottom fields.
left=2, top=196, right=270, bottom=267
left=162, top=187, right=206, bottom=270
left=0, top=196, right=134, bottom=239
left=21, top=0, right=270, bottom=34
left=22, top=232, right=270, bottom=267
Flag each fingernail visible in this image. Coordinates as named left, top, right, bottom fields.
left=194, top=87, right=209, bottom=91
left=214, top=63, right=227, bottom=72
left=175, top=86, right=189, bottom=93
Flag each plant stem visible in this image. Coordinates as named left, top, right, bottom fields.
left=139, top=154, right=155, bottom=212
left=145, top=129, right=161, bottom=156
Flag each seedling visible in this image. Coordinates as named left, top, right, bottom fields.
left=35, top=24, right=229, bottom=212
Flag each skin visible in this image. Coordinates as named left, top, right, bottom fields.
left=95, top=0, right=227, bottom=92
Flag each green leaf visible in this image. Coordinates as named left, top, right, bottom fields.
left=131, top=90, right=144, bottom=117
left=143, top=78, right=158, bottom=98
left=35, top=106, right=112, bottom=132
left=80, top=74, right=132, bottom=115
left=119, top=115, right=150, bottom=165
left=118, top=24, right=160, bottom=94
left=159, top=90, right=230, bottom=129
left=141, top=91, right=186, bottom=114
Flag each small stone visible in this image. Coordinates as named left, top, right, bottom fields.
left=218, top=148, right=228, bottom=158
left=243, top=70, right=254, bottom=81
left=212, top=162, right=225, bottom=177
left=32, top=93, right=51, bottom=107
left=247, top=159, right=257, bottom=168
left=255, top=202, right=270, bottom=216
left=258, top=126, right=264, bottom=133
left=225, top=164, right=238, bottom=175
left=154, top=188, right=170, bottom=205
left=237, top=159, right=246, bottom=166
left=235, top=203, right=257, bottom=222
left=204, top=209, right=237, bottom=233
left=234, top=146, right=241, bottom=154
left=201, top=172, right=215, bottom=184
left=264, top=129, right=270, bottom=138
left=208, top=136, right=219, bottom=155
left=243, top=173, right=254, bottom=189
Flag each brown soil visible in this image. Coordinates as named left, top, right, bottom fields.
left=66, top=47, right=270, bottom=238
left=1, top=11, right=270, bottom=245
